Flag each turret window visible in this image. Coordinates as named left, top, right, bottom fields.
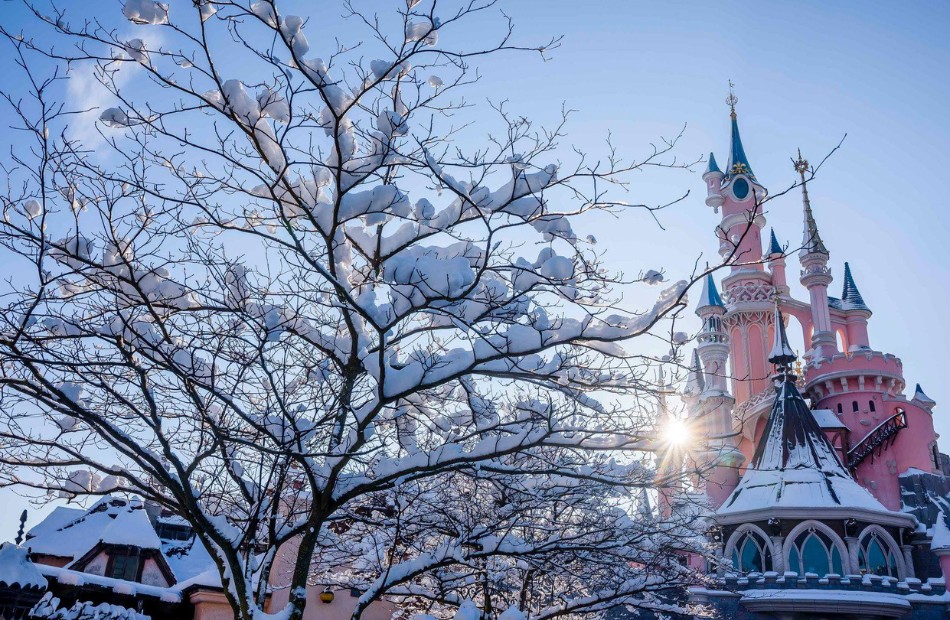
left=787, top=529, right=844, bottom=576
left=858, top=532, right=899, bottom=577
left=852, top=401, right=859, bottom=412
left=837, top=403, right=843, bottom=414
left=869, top=400, right=876, bottom=412
left=730, top=530, right=771, bottom=574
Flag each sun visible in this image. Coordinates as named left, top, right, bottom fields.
left=662, top=417, right=691, bottom=449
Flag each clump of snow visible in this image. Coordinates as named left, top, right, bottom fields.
left=100, top=108, right=132, bottom=128
left=124, top=39, right=150, bottom=65
left=123, top=0, right=168, bottom=25
left=250, top=1, right=278, bottom=27
left=427, top=75, right=443, bottom=88
left=32, top=592, right=149, bottom=619
left=643, top=269, right=664, bottom=285
left=0, top=542, right=47, bottom=589
left=405, top=18, right=440, bottom=45
left=23, top=199, right=42, bottom=220
left=280, top=15, right=308, bottom=57
left=453, top=600, right=480, bottom=620
left=498, top=606, right=526, bottom=620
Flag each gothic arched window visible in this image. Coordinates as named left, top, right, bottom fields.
left=730, top=530, right=771, bottom=574
left=852, top=401, right=859, bottom=412
left=787, top=528, right=844, bottom=576
left=869, top=400, right=876, bottom=412
left=837, top=403, right=843, bottom=414
left=858, top=531, right=899, bottom=577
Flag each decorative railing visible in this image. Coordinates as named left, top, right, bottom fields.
left=847, top=411, right=907, bottom=470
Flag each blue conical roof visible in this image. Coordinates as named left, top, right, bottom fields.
left=840, top=262, right=869, bottom=311
left=725, top=115, right=755, bottom=181
left=705, top=152, right=721, bottom=175
left=696, top=273, right=724, bottom=311
left=768, top=228, right=783, bottom=256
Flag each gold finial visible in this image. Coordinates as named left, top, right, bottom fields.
left=793, top=148, right=809, bottom=179
left=725, top=80, right=738, bottom=118
left=794, top=352, right=804, bottom=385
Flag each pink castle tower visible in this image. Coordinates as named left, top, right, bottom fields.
left=682, top=91, right=950, bottom=618
left=690, top=94, right=943, bottom=514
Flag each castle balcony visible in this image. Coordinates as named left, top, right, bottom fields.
left=803, top=349, right=905, bottom=401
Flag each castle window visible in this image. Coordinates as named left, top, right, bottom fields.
left=730, top=530, right=771, bottom=574
left=858, top=532, right=899, bottom=577
left=869, top=400, right=876, bottom=412
left=837, top=403, right=843, bottom=414
left=852, top=401, right=859, bottom=412
left=788, top=529, right=843, bottom=576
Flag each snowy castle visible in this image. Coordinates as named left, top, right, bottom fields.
left=682, top=96, right=950, bottom=619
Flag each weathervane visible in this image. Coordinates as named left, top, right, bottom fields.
left=725, top=80, right=738, bottom=118
left=793, top=148, right=809, bottom=179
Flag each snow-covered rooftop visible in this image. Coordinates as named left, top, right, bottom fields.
left=0, top=542, right=47, bottom=590
left=26, top=496, right=153, bottom=561
left=718, top=378, right=907, bottom=521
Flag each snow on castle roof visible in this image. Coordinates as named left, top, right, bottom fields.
left=718, top=374, right=899, bottom=518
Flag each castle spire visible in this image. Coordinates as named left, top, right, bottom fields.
left=768, top=227, right=783, bottom=257
left=841, top=262, right=869, bottom=311
left=685, top=348, right=705, bottom=396
left=696, top=273, right=725, bottom=311
left=768, top=303, right=797, bottom=370
left=795, top=149, right=828, bottom=256
left=724, top=83, right=756, bottom=181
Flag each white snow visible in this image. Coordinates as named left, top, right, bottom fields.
left=23, top=199, right=42, bottom=219
left=931, top=511, right=950, bottom=551
left=123, top=0, right=168, bottom=25
left=100, top=108, right=132, bottom=128
left=280, top=15, right=309, bottom=57
left=405, top=18, right=439, bottom=45
left=0, top=542, right=47, bottom=589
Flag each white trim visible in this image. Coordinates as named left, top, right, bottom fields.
left=716, top=506, right=917, bottom=529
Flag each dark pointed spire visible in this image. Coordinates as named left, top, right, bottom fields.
left=686, top=348, right=705, bottom=395
left=696, top=273, right=724, bottom=311
left=768, top=228, right=783, bottom=257
left=794, top=150, right=828, bottom=256
left=705, top=152, right=721, bottom=175
left=768, top=304, right=797, bottom=369
left=840, top=262, right=869, bottom=311
left=722, top=81, right=756, bottom=182
left=914, top=384, right=936, bottom=408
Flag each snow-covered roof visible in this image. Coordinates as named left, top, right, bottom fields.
left=162, top=536, right=215, bottom=583
left=27, top=496, right=153, bottom=560
left=99, top=505, right=161, bottom=550
left=0, top=542, right=47, bottom=590
left=913, top=384, right=936, bottom=408
left=811, top=409, right=847, bottom=430
left=840, top=262, right=869, bottom=312
left=931, top=511, right=950, bottom=551
left=718, top=377, right=902, bottom=520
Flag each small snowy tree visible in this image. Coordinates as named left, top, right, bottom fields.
left=0, top=2, right=733, bottom=619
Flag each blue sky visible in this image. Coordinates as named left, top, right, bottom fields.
left=1, top=0, right=949, bottom=537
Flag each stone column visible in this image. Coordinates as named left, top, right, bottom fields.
left=845, top=537, right=860, bottom=575
left=770, top=536, right=785, bottom=573
left=902, top=545, right=916, bottom=579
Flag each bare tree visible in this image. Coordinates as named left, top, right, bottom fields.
left=0, top=1, right=728, bottom=619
